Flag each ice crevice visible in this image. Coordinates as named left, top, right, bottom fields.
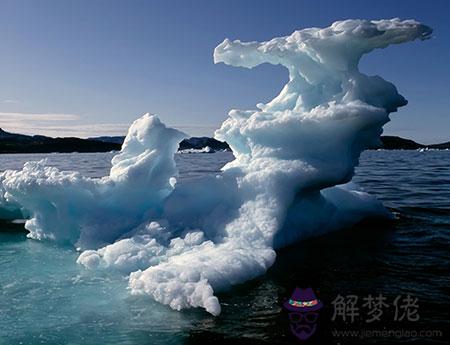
left=0, top=19, right=431, bottom=315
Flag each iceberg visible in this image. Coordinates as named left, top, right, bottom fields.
left=0, top=19, right=431, bottom=315
left=0, top=115, right=186, bottom=248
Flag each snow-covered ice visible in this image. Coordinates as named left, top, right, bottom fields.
left=0, top=19, right=431, bottom=315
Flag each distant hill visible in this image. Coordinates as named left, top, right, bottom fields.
left=379, top=136, right=450, bottom=150
left=379, top=136, right=424, bottom=150
left=0, top=128, right=448, bottom=153
left=91, top=135, right=231, bottom=151
left=87, top=136, right=125, bottom=145
left=178, top=137, right=230, bottom=151
left=428, top=141, right=450, bottom=150
left=0, top=128, right=121, bottom=153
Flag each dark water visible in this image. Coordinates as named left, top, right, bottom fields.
left=0, top=150, right=448, bottom=344
left=187, top=150, right=450, bottom=345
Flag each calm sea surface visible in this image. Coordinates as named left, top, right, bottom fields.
left=0, top=151, right=448, bottom=345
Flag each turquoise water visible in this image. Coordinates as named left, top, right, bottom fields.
left=0, top=233, right=201, bottom=345
left=1, top=151, right=449, bottom=344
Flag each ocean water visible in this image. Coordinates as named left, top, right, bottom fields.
left=0, top=151, right=448, bottom=345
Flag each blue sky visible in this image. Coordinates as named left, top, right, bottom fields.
left=0, top=0, right=448, bottom=143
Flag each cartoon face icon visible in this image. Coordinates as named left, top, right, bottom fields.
left=283, top=287, right=323, bottom=341
left=288, top=311, right=319, bottom=340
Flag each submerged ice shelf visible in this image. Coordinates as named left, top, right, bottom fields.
left=0, top=19, right=431, bottom=315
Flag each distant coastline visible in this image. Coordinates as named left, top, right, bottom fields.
left=0, top=128, right=230, bottom=153
left=378, top=136, right=450, bottom=150
left=0, top=128, right=448, bottom=153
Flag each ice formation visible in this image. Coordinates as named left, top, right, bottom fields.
left=0, top=19, right=431, bottom=315
left=0, top=115, right=186, bottom=248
